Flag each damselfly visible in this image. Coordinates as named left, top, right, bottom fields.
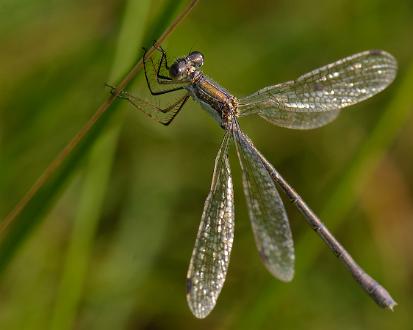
left=109, top=46, right=397, bottom=318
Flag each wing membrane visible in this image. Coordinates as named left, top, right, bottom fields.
left=258, top=109, right=341, bottom=129
left=233, top=127, right=294, bottom=281
left=186, top=133, right=234, bottom=319
left=238, top=50, right=397, bottom=129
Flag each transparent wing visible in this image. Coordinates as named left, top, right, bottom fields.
left=233, top=126, right=294, bottom=281
left=186, top=133, right=234, bottom=319
left=238, top=50, right=397, bottom=129
left=258, top=109, right=341, bottom=129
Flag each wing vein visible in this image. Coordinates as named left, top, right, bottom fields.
left=233, top=125, right=294, bottom=281
left=238, top=50, right=397, bottom=129
left=186, top=132, right=234, bottom=319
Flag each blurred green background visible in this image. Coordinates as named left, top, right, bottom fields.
left=1, top=0, right=413, bottom=329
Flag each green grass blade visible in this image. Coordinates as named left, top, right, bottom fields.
left=0, top=0, right=192, bottom=274
left=49, top=119, right=125, bottom=330
left=0, top=99, right=116, bottom=272
left=48, top=2, right=152, bottom=329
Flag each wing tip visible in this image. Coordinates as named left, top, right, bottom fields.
left=259, top=250, right=295, bottom=282
left=367, top=49, right=398, bottom=71
left=186, top=277, right=218, bottom=319
left=269, top=267, right=295, bottom=283
left=188, top=304, right=211, bottom=319
left=368, top=49, right=391, bottom=57
left=187, top=295, right=214, bottom=319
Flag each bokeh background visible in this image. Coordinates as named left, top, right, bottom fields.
left=0, top=0, right=412, bottom=329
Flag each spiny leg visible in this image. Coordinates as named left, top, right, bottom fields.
left=118, top=87, right=190, bottom=126
left=153, top=43, right=170, bottom=69
left=143, top=47, right=186, bottom=95
left=105, top=83, right=130, bottom=99
left=153, top=43, right=173, bottom=82
left=161, top=94, right=190, bottom=126
left=145, top=45, right=172, bottom=83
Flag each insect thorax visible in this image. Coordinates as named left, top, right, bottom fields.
left=187, top=74, right=238, bottom=128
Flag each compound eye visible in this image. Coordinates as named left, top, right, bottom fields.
left=169, top=60, right=186, bottom=80
left=188, top=51, right=204, bottom=67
